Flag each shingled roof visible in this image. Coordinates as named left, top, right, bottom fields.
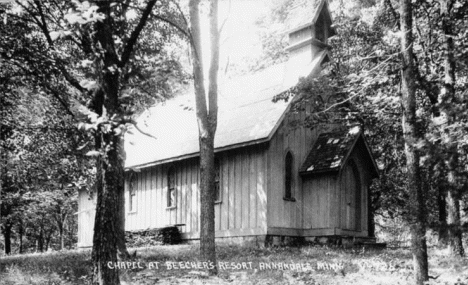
left=299, top=126, right=378, bottom=177
left=287, top=0, right=334, bottom=35
left=125, top=51, right=329, bottom=169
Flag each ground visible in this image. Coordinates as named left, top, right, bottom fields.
left=0, top=244, right=467, bottom=285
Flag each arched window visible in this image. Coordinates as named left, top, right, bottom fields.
left=167, top=167, right=176, bottom=208
left=284, top=151, right=294, bottom=200
left=129, top=173, right=137, bottom=212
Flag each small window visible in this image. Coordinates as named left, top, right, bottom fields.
left=315, top=11, right=328, bottom=44
left=214, top=158, right=221, bottom=203
left=129, top=174, right=137, bottom=212
left=167, top=167, right=176, bottom=208
left=284, top=151, right=295, bottom=201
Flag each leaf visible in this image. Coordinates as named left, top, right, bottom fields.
left=64, top=13, right=84, bottom=25
left=77, top=142, right=89, bottom=150
left=50, top=31, right=61, bottom=41
left=79, top=80, right=97, bottom=90
left=85, top=150, right=101, bottom=157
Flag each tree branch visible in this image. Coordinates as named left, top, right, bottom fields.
left=218, top=0, right=231, bottom=34
left=119, top=0, right=158, bottom=67
left=128, top=121, right=157, bottom=140
left=151, top=14, right=191, bottom=39
left=57, top=65, right=86, bottom=93
left=33, top=0, right=54, bottom=46
left=42, top=83, right=76, bottom=118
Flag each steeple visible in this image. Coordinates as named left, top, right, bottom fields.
left=286, top=0, right=335, bottom=63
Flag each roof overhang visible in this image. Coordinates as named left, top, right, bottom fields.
left=299, top=126, right=379, bottom=178
left=126, top=139, right=270, bottom=171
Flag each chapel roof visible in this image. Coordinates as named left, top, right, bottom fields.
left=299, top=125, right=379, bottom=177
left=125, top=51, right=329, bottom=169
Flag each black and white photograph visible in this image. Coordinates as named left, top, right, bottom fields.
left=1, top=0, right=467, bottom=284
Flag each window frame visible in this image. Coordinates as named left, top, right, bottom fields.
left=167, top=167, right=176, bottom=209
left=214, top=158, right=221, bottom=203
left=283, top=151, right=296, bottom=202
left=128, top=173, right=137, bottom=213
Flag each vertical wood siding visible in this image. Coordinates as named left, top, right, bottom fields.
left=124, top=145, right=268, bottom=237
left=267, top=108, right=317, bottom=229
left=302, top=174, right=334, bottom=229
left=267, top=104, right=373, bottom=237
left=77, top=190, right=96, bottom=247
left=79, top=122, right=372, bottom=245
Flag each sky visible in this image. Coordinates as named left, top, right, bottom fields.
left=198, top=0, right=267, bottom=73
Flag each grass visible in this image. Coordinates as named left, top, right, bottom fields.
left=1, top=245, right=467, bottom=284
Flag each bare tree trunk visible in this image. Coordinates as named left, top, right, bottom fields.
left=37, top=228, right=44, bottom=252
left=399, top=1, right=429, bottom=284
left=447, top=190, right=464, bottom=256
left=189, top=0, right=220, bottom=275
left=59, top=225, right=64, bottom=251
left=199, top=136, right=216, bottom=271
left=18, top=221, right=24, bottom=253
left=441, top=3, right=465, bottom=257
left=437, top=185, right=448, bottom=245
left=45, top=230, right=53, bottom=251
left=92, top=134, right=124, bottom=285
left=3, top=223, right=12, bottom=255
left=94, top=132, right=129, bottom=260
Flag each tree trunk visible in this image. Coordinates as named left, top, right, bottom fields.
left=399, top=1, right=429, bottom=284
left=441, top=3, right=465, bottom=257
left=45, top=230, right=53, bottom=251
left=91, top=3, right=125, bottom=284
left=92, top=156, right=120, bottom=285
left=199, top=136, right=217, bottom=272
left=92, top=133, right=125, bottom=284
left=94, top=132, right=128, bottom=261
left=189, top=0, right=220, bottom=275
left=37, top=230, right=44, bottom=252
left=3, top=223, right=12, bottom=255
left=437, top=185, right=448, bottom=245
left=18, top=222, right=24, bottom=254
left=59, top=226, right=64, bottom=251
left=447, top=190, right=464, bottom=256
left=90, top=0, right=159, bottom=281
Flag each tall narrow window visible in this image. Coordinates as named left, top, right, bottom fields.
left=214, top=158, right=221, bottom=203
left=129, top=174, right=137, bottom=212
left=284, top=151, right=294, bottom=200
left=167, top=167, right=176, bottom=208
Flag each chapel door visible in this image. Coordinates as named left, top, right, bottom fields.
left=342, top=160, right=361, bottom=231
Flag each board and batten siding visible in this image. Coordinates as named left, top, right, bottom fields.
left=125, top=144, right=268, bottom=239
left=77, top=189, right=96, bottom=248
left=302, top=173, right=338, bottom=230
left=266, top=109, right=319, bottom=233
left=266, top=105, right=372, bottom=237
